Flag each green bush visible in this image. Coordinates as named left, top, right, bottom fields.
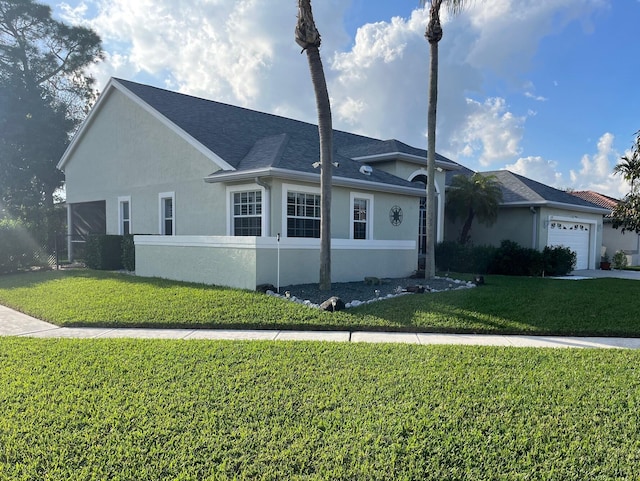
left=612, top=251, right=628, bottom=270
left=0, top=219, right=43, bottom=274
left=435, top=241, right=497, bottom=274
left=542, top=245, right=576, bottom=276
left=121, top=234, right=135, bottom=271
left=489, top=240, right=543, bottom=276
left=85, top=235, right=124, bottom=270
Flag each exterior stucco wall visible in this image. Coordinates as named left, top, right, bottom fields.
left=445, top=207, right=535, bottom=247
left=267, top=179, right=420, bottom=242
left=446, top=205, right=605, bottom=269
left=63, top=89, right=226, bottom=236
left=135, top=236, right=418, bottom=289
left=602, top=222, right=640, bottom=264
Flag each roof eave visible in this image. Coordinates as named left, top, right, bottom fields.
left=205, top=167, right=425, bottom=197
left=500, top=200, right=610, bottom=214
left=352, top=152, right=460, bottom=170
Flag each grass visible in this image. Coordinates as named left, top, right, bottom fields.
left=1, top=269, right=640, bottom=335
left=1, top=338, right=640, bottom=480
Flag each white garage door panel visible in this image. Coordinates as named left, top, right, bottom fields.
left=548, top=221, right=590, bottom=270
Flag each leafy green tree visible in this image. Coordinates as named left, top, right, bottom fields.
left=295, top=0, right=333, bottom=290
left=420, top=0, right=470, bottom=278
left=446, top=173, right=503, bottom=244
left=612, top=131, right=640, bottom=233
left=0, top=0, right=102, bottom=241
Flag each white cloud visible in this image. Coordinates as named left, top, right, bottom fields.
left=53, top=0, right=611, bottom=186
left=505, top=156, right=565, bottom=187
left=501, top=133, right=630, bottom=199
left=569, top=132, right=629, bottom=197
left=451, top=97, right=526, bottom=167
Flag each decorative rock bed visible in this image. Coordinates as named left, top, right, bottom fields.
left=265, top=276, right=477, bottom=310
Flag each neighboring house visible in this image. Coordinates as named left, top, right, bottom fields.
left=444, top=170, right=610, bottom=270
left=57, top=78, right=460, bottom=289
left=570, top=190, right=640, bottom=265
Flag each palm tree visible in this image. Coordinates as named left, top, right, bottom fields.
left=420, top=0, right=470, bottom=278
left=295, top=0, right=333, bottom=290
left=613, top=131, right=640, bottom=191
left=445, top=173, right=503, bottom=244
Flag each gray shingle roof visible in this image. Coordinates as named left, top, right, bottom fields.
left=483, top=170, right=609, bottom=211
left=114, top=79, right=450, bottom=190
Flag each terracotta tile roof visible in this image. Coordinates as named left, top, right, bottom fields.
left=570, top=190, right=619, bottom=212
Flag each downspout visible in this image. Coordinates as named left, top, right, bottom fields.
left=255, top=177, right=271, bottom=237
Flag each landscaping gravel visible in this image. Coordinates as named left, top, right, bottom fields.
left=274, top=276, right=476, bottom=308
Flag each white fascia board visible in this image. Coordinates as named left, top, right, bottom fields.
left=352, top=152, right=460, bottom=171
left=501, top=201, right=609, bottom=215
left=204, top=167, right=425, bottom=197
left=58, top=78, right=236, bottom=173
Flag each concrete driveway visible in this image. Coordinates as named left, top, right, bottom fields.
left=570, top=269, right=640, bottom=280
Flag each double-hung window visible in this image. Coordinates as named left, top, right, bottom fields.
left=232, top=190, right=262, bottom=236
left=118, top=196, right=131, bottom=235
left=350, top=193, right=373, bottom=240
left=287, top=191, right=320, bottom=238
left=159, top=192, right=175, bottom=235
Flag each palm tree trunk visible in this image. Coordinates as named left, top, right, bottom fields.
left=304, top=46, right=333, bottom=291
left=296, top=0, right=332, bottom=290
left=425, top=39, right=439, bottom=279
left=459, top=209, right=475, bottom=244
left=424, top=1, right=443, bottom=280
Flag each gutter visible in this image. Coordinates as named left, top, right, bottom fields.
left=205, top=167, right=426, bottom=197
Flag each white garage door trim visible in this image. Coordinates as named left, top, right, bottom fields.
left=547, top=216, right=597, bottom=270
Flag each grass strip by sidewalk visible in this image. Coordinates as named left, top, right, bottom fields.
left=1, top=269, right=639, bottom=336
left=1, top=338, right=640, bottom=480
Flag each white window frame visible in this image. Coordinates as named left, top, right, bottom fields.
left=282, top=183, right=321, bottom=239
left=118, top=196, right=131, bottom=235
left=226, top=184, right=268, bottom=237
left=350, top=192, right=374, bottom=240
left=159, top=192, right=175, bottom=235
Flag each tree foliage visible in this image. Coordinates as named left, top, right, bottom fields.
left=611, top=131, right=640, bottom=233
left=0, top=0, right=102, bottom=235
left=446, top=172, right=503, bottom=244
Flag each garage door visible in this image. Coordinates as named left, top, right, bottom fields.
left=547, top=221, right=590, bottom=270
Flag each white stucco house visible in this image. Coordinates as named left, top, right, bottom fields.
left=444, top=170, right=610, bottom=270
left=57, top=78, right=460, bottom=289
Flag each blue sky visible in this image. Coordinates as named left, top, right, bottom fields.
left=46, top=0, right=638, bottom=197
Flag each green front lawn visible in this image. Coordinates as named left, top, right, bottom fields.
left=0, top=269, right=639, bottom=336
left=2, top=338, right=640, bottom=480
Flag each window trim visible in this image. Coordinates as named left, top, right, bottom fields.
left=118, top=196, right=131, bottom=235
left=226, top=184, right=267, bottom=237
left=282, top=183, right=321, bottom=239
left=350, top=192, right=374, bottom=240
left=159, top=192, right=175, bottom=235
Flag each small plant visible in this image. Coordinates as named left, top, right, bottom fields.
left=612, top=251, right=628, bottom=270
left=600, top=253, right=611, bottom=270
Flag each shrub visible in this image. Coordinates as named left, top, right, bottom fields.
left=85, top=235, right=124, bottom=270
left=612, top=251, right=628, bottom=270
left=121, top=234, right=135, bottom=271
left=435, top=241, right=471, bottom=273
left=0, top=219, right=43, bottom=274
left=489, top=240, right=543, bottom=276
left=470, top=244, right=498, bottom=274
left=435, top=241, right=497, bottom=274
left=542, top=245, right=576, bottom=276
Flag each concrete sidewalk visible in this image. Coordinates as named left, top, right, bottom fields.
left=2, top=304, right=640, bottom=349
